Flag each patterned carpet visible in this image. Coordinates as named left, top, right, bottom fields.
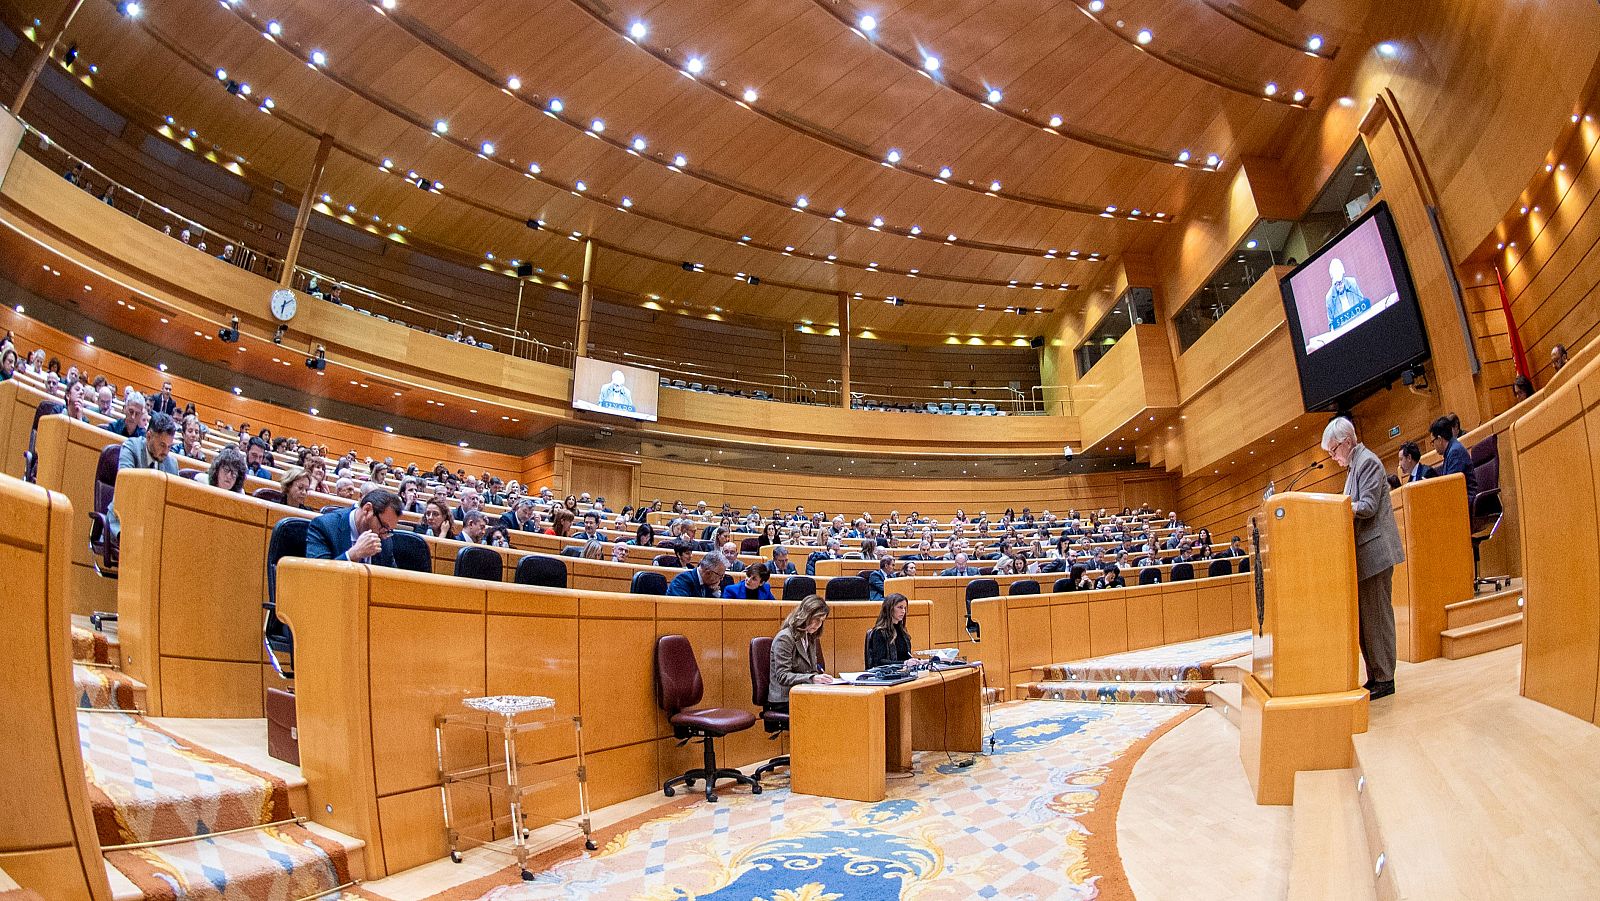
left=1032, top=631, right=1252, bottom=683
left=73, top=663, right=144, bottom=711
left=394, top=700, right=1195, bottom=901
left=71, top=624, right=115, bottom=665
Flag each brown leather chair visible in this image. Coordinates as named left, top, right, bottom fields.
left=655, top=634, right=760, bottom=802
left=747, top=636, right=789, bottom=782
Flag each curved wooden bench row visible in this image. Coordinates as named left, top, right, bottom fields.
left=0, top=473, right=112, bottom=900
left=274, top=559, right=932, bottom=877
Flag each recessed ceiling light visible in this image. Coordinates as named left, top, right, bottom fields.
left=938, top=166, right=952, bottom=179
left=989, top=180, right=1002, bottom=192
left=1377, top=41, right=1398, bottom=57
left=672, top=153, right=687, bottom=168
left=1292, top=90, right=1306, bottom=103
left=986, top=88, right=1002, bottom=103
left=686, top=57, right=704, bottom=74
left=1087, top=0, right=1105, bottom=11
left=433, top=119, right=448, bottom=134
left=885, top=148, right=901, bottom=164
left=1206, top=153, right=1222, bottom=167
left=1136, top=29, right=1153, bottom=45
left=548, top=98, right=563, bottom=113
left=480, top=141, right=494, bottom=155
left=1264, top=82, right=1278, bottom=96
left=923, top=55, right=940, bottom=73
left=742, top=87, right=758, bottom=103
left=574, top=180, right=587, bottom=191
left=589, top=118, right=605, bottom=133
left=1048, top=114, right=1063, bottom=128
left=506, top=75, right=521, bottom=90
left=858, top=14, right=876, bottom=32
left=631, top=136, right=647, bottom=152
left=795, top=195, right=808, bottom=208
left=629, top=20, right=647, bottom=40
left=871, top=216, right=884, bottom=227
left=310, top=50, right=327, bottom=66
left=266, top=19, right=281, bottom=36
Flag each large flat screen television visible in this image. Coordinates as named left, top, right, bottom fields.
left=1279, top=201, right=1430, bottom=411
left=571, top=357, right=659, bottom=422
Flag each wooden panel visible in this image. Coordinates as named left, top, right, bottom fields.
left=577, top=614, right=660, bottom=753
left=1195, top=582, right=1234, bottom=638
left=155, top=658, right=264, bottom=718
left=369, top=604, right=487, bottom=797
left=1159, top=586, right=1199, bottom=645
left=1048, top=602, right=1091, bottom=667
left=1125, top=586, right=1167, bottom=650
left=1087, top=596, right=1128, bottom=656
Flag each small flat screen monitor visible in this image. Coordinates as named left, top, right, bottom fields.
left=572, top=357, right=659, bottom=422
left=1279, top=201, right=1430, bottom=411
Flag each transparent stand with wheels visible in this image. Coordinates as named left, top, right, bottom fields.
left=435, top=696, right=597, bottom=882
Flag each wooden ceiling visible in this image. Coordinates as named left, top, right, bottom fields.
left=33, top=0, right=1370, bottom=337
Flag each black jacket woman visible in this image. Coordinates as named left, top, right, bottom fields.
left=864, top=592, right=913, bottom=669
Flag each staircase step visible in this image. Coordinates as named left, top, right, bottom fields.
left=982, top=686, right=1005, bottom=705
left=1288, top=770, right=1377, bottom=901
left=1205, top=682, right=1242, bottom=728
left=70, top=624, right=115, bottom=665
left=1213, top=654, right=1252, bottom=685
left=1444, top=587, right=1524, bottom=630
left=105, top=822, right=361, bottom=901
left=1441, top=613, right=1524, bottom=659
left=1022, top=679, right=1214, bottom=705
left=74, top=664, right=146, bottom=711
left=1033, top=630, right=1253, bottom=683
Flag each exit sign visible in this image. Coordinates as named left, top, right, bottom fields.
left=1389, top=426, right=1402, bottom=438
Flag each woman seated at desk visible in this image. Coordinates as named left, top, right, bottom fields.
left=865, top=593, right=912, bottom=669
left=768, top=595, right=837, bottom=712
left=724, top=562, right=774, bottom=600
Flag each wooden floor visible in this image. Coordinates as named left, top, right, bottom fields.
left=1357, top=646, right=1600, bottom=900
left=1119, top=708, right=1292, bottom=901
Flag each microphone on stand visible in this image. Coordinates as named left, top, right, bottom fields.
left=1263, top=461, right=1324, bottom=501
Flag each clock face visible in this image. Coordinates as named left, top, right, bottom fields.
left=270, top=288, right=298, bottom=322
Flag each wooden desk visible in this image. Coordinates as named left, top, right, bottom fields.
left=789, top=666, right=983, bottom=802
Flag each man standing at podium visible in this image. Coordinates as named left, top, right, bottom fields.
left=1322, top=417, right=1403, bottom=700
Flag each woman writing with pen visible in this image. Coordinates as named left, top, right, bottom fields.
left=767, top=595, right=837, bottom=712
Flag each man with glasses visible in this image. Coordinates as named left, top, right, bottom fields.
left=666, top=549, right=728, bottom=598
left=307, top=488, right=403, bottom=567
left=1322, top=416, right=1403, bottom=700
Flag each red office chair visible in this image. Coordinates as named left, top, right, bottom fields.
left=655, top=635, right=760, bottom=802
left=747, top=636, right=790, bottom=782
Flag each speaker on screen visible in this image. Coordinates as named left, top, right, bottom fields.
left=1278, top=201, right=1430, bottom=412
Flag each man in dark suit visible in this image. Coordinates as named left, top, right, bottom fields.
left=666, top=550, right=727, bottom=597
left=805, top=539, right=841, bottom=576
left=498, top=497, right=540, bottom=532
left=148, top=381, right=179, bottom=417
left=307, top=488, right=403, bottom=567
left=1428, top=417, right=1478, bottom=506
left=1324, top=417, right=1404, bottom=700
left=940, top=552, right=975, bottom=577
left=1397, top=441, right=1436, bottom=485
left=863, top=554, right=892, bottom=600
left=768, top=545, right=797, bottom=575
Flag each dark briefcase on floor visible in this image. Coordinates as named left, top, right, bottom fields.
left=266, top=686, right=300, bottom=766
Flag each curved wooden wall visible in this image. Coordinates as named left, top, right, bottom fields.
left=0, top=473, right=110, bottom=900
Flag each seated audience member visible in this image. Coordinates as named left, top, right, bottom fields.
left=630, top=523, right=658, bottom=546
left=671, top=540, right=696, bottom=569
left=666, top=549, right=728, bottom=597
left=0, top=347, right=16, bottom=381
left=768, top=545, right=797, bottom=575
left=414, top=498, right=457, bottom=539
left=1094, top=564, right=1126, bottom=589
left=610, top=543, right=629, bottom=563
left=106, top=412, right=180, bottom=540
left=1220, top=536, right=1246, bottom=558
left=305, top=455, right=331, bottom=494
left=333, top=477, right=362, bottom=501
left=307, top=488, right=401, bottom=566
left=721, top=541, right=746, bottom=572
left=547, top=508, right=576, bottom=538
left=461, top=511, right=490, bottom=543
left=499, top=497, right=540, bottom=532
left=201, top=446, right=248, bottom=491
left=723, top=562, right=774, bottom=600
left=759, top=522, right=781, bottom=548
left=767, top=595, right=836, bottom=711
left=245, top=437, right=273, bottom=479
left=1511, top=375, right=1534, bottom=404
left=452, top=488, right=484, bottom=521
left=865, top=593, right=913, bottom=669
left=575, top=511, right=603, bottom=541
left=1398, top=441, right=1436, bottom=484
left=1429, top=416, right=1479, bottom=504
left=940, top=552, right=976, bottom=577
left=106, top=392, right=148, bottom=439
left=488, top=526, right=512, bottom=549
left=149, top=381, right=179, bottom=416
left=806, top=538, right=842, bottom=576
left=1075, top=565, right=1098, bottom=590
left=1551, top=343, right=1569, bottom=373
left=62, top=382, right=92, bottom=423
left=581, top=539, right=605, bottom=560
left=397, top=478, right=426, bottom=514
left=901, top=560, right=918, bottom=577
left=991, top=554, right=1015, bottom=576
left=280, top=467, right=313, bottom=510
left=176, top=414, right=207, bottom=462
left=865, top=552, right=894, bottom=599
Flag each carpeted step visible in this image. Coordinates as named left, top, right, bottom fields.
left=78, top=711, right=292, bottom=847
left=1021, top=680, right=1213, bottom=705
left=74, top=664, right=146, bottom=711
left=982, top=686, right=1005, bottom=705
left=1030, top=630, right=1252, bottom=683
left=72, top=624, right=115, bottom=665
left=104, top=822, right=358, bottom=901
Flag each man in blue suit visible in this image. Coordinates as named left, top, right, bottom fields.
left=667, top=550, right=728, bottom=597
left=1428, top=417, right=1478, bottom=507
left=307, top=488, right=403, bottom=567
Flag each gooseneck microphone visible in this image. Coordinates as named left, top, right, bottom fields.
left=1264, top=460, right=1324, bottom=500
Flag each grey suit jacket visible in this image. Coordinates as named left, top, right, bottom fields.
left=1344, top=442, right=1404, bottom=580
left=106, top=438, right=181, bottom=540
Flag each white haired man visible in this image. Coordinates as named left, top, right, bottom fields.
left=1321, top=416, right=1403, bottom=700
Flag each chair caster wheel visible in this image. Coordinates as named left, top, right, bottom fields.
left=585, top=839, right=598, bottom=851
left=751, top=783, right=763, bottom=795
left=520, top=868, right=534, bottom=882
left=450, top=851, right=462, bottom=864
left=706, top=793, right=719, bottom=803
left=663, top=786, right=675, bottom=797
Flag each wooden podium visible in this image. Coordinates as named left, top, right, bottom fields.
left=1240, top=491, right=1369, bottom=805
left=1389, top=473, right=1474, bottom=662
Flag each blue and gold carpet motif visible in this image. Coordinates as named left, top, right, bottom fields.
left=438, top=700, right=1192, bottom=901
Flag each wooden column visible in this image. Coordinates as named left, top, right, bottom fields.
left=9, top=0, right=84, bottom=115
left=279, top=133, right=335, bottom=288
left=574, top=238, right=595, bottom=358
left=838, top=292, right=851, bottom=408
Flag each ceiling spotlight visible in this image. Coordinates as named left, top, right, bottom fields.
left=266, top=18, right=281, bottom=35
left=686, top=56, right=704, bottom=74
left=480, top=141, right=495, bottom=156
left=433, top=119, right=448, bottom=134
left=629, top=20, right=647, bottom=40
left=117, top=1, right=142, bottom=17
left=1206, top=153, right=1222, bottom=167
left=937, top=166, right=952, bottom=179
left=833, top=207, right=846, bottom=218
left=383, top=426, right=394, bottom=433
left=547, top=97, right=563, bottom=113
left=795, top=195, right=808, bottom=208
left=1292, top=89, right=1306, bottom=103
left=589, top=118, right=605, bottom=133
left=909, top=224, right=922, bottom=235
left=574, top=180, right=587, bottom=192
left=988, top=180, right=1002, bottom=192
left=261, top=97, right=274, bottom=109
left=1377, top=41, right=1398, bottom=57
left=885, top=148, right=901, bottom=164
left=1048, top=114, right=1063, bottom=128
left=986, top=88, right=1002, bottom=103
left=1264, top=82, right=1278, bottom=96
left=1246, top=239, right=1258, bottom=249
left=506, top=75, right=521, bottom=90
left=310, top=50, right=327, bottom=67
left=1307, top=35, right=1324, bottom=52
left=742, top=87, right=758, bottom=103
left=672, top=153, right=687, bottom=168
left=858, top=14, right=877, bottom=32
left=527, top=162, right=541, bottom=173
left=631, top=136, right=647, bottom=151
left=215, top=68, right=228, bottom=81
left=620, top=197, right=633, bottom=208
left=1136, top=29, right=1153, bottom=45
left=1087, top=0, right=1105, bottom=11
left=871, top=216, right=885, bottom=227
left=923, top=55, right=941, bottom=73
left=1176, top=149, right=1191, bottom=163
